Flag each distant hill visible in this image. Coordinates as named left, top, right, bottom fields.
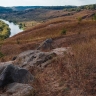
left=0, top=6, right=77, bottom=22
left=79, top=4, right=96, bottom=10
left=11, top=6, right=43, bottom=11
left=0, top=8, right=76, bottom=22
left=67, top=4, right=96, bottom=11
left=9, top=4, right=96, bottom=12
left=0, top=4, right=96, bottom=13
left=0, top=6, right=12, bottom=13
left=10, top=6, right=77, bottom=11
left=0, top=4, right=96, bottom=22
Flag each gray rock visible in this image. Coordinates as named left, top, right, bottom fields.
left=0, top=83, right=33, bottom=96
left=6, top=83, right=33, bottom=96
left=0, top=64, right=33, bottom=87
left=14, top=50, right=56, bottom=69
left=0, top=61, right=14, bottom=74
left=37, top=38, right=53, bottom=51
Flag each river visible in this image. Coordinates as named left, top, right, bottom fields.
left=0, top=19, right=23, bottom=37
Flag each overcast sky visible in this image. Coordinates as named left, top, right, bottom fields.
left=0, top=0, right=96, bottom=7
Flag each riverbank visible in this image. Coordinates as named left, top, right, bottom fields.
left=0, top=20, right=10, bottom=40
left=0, top=19, right=23, bottom=37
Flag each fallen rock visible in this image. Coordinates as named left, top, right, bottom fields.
left=0, top=64, right=33, bottom=87
left=37, top=38, right=53, bottom=51
left=6, top=83, right=33, bottom=96
left=0, top=83, right=33, bottom=96
left=14, top=50, right=56, bottom=69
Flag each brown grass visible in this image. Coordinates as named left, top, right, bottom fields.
left=0, top=10, right=96, bottom=96
left=0, top=10, right=96, bottom=61
left=70, top=39, right=96, bottom=95
left=28, top=38, right=96, bottom=96
left=0, top=19, right=96, bottom=61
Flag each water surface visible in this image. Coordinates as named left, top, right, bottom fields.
left=0, top=19, right=23, bottom=37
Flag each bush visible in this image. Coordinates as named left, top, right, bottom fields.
left=92, top=14, right=96, bottom=21
left=77, top=17, right=82, bottom=23
left=0, top=52, right=4, bottom=58
left=61, top=29, right=67, bottom=35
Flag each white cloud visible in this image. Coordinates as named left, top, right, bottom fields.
left=0, top=0, right=96, bottom=6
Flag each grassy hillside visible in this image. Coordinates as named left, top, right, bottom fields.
left=0, top=6, right=96, bottom=95
left=30, top=38, right=96, bottom=96
left=0, top=9, right=95, bottom=61
left=0, top=9, right=76, bottom=22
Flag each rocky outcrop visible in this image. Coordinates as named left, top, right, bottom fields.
left=0, top=83, right=33, bottom=96
left=52, top=47, right=71, bottom=56
left=37, top=38, right=53, bottom=51
left=7, top=83, right=33, bottom=96
left=0, top=47, right=70, bottom=88
left=14, top=50, right=56, bottom=69
left=0, top=44, right=70, bottom=96
left=0, top=64, right=33, bottom=87
left=0, top=42, right=71, bottom=96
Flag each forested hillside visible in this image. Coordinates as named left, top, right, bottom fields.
left=0, top=6, right=12, bottom=13
left=0, top=20, right=10, bottom=39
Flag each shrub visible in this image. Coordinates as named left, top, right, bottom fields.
left=77, top=17, right=82, bottom=23
left=92, top=14, right=96, bottom=21
left=61, top=29, right=67, bottom=35
left=0, top=52, right=4, bottom=58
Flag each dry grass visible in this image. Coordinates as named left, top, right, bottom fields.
left=28, top=38, right=96, bottom=96
left=0, top=10, right=96, bottom=95
left=0, top=20, right=96, bottom=61
left=70, top=39, right=96, bottom=95
left=19, top=21, right=41, bottom=30
left=0, top=10, right=96, bottom=61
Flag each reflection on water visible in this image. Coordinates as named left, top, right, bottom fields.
left=0, top=19, right=23, bottom=37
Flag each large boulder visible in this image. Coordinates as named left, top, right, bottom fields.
left=0, top=83, right=33, bottom=96
left=37, top=38, right=53, bottom=51
left=14, top=50, right=56, bottom=69
left=0, top=64, right=33, bottom=87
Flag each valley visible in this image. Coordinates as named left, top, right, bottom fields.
left=0, top=4, right=96, bottom=96
left=0, top=19, right=23, bottom=37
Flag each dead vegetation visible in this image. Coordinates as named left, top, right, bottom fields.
left=29, top=38, right=96, bottom=96
left=0, top=9, right=96, bottom=96
left=1, top=19, right=96, bottom=61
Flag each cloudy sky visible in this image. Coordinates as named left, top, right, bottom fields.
left=0, top=0, right=96, bottom=6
